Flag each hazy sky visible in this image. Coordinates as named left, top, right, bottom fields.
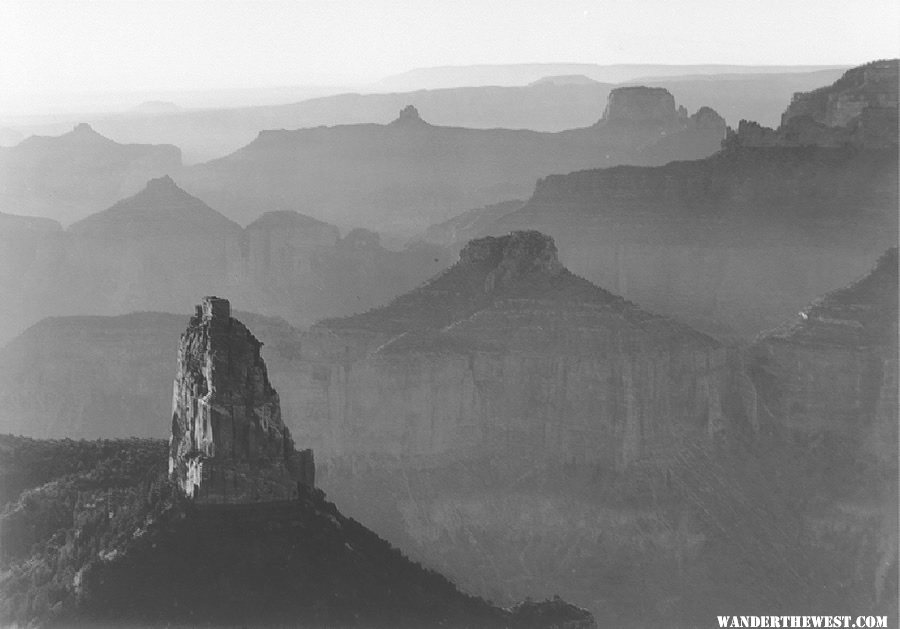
left=1, top=0, right=897, bottom=114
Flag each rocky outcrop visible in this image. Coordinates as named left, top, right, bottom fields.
left=391, top=104, right=429, bottom=125
left=727, top=59, right=898, bottom=149
left=168, top=297, right=313, bottom=503
left=529, top=74, right=598, bottom=86
left=748, top=248, right=898, bottom=468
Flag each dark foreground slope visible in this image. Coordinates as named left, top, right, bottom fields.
left=0, top=436, right=595, bottom=628
left=1, top=247, right=895, bottom=626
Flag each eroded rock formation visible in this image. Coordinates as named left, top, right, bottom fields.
left=168, top=296, right=313, bottom=503
left=288, top=232, right=733, bottom=472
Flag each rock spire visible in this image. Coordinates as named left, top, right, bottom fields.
left=168, top=296, right=314, bottom=503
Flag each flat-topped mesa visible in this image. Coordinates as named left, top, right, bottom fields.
left=460, top=230, right=564, bottom=291
left=168, top=296, right=314, bottom=503
left=602, top=86, right=681, bottom=124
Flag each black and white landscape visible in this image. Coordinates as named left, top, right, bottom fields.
left=0, top=2, right=897, bottom=628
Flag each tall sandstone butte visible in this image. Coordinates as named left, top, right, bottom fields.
left=169, top=296, right=314, bottom=503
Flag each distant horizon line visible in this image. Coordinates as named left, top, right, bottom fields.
left=6, top=59, right=872, bottom=97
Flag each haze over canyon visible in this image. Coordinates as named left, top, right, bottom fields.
left=0, top=11, right=896, bottom=625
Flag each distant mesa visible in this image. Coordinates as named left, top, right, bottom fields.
left=181, top=88, right=725, bottom=231
left=602, top=86, right=680, bottom=124
left=169, top=296, right=314, bottom=503
left=390, top=104, right=428, bottom=125
left=529, top=74, right=599, bottom=86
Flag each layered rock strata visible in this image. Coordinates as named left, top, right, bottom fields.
left=168, top=297, right=313, bottom=503
left=288, top=232, right=733, bottom=472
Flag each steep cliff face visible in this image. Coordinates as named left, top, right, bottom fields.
left=168, top=297, right=313, bottom=503
left=289, top=232, right=732, bottom=473
left=748, top=248, right=898, bottom=469
left=744, top=249, right=899, bottom=616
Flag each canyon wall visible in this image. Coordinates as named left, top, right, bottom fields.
left=748, top=248, right=898, bottom=470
